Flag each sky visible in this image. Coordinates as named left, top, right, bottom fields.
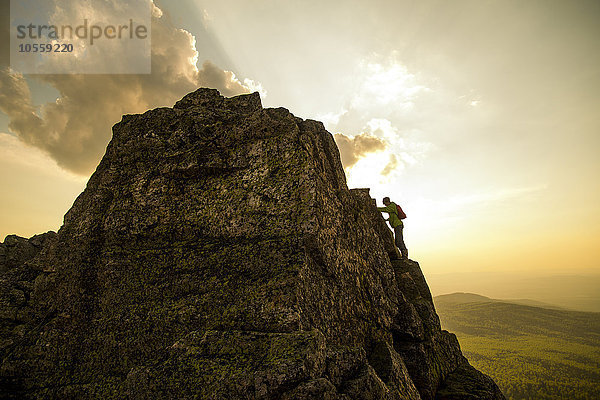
left=1, top=0, right=599, bottom=297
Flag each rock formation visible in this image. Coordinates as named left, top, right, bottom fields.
left=0, top=88, right=504, bottom=399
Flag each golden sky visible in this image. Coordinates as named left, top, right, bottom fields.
left=1, top=0, right=599, bottom=278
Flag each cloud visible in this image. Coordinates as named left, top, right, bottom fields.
left=381, top=154, right=398, bottom=176
left=350, top=53, right=430, bottom=111
left=0, top=132, right=85, bottom=182
left=320, top=53, right=438, bottom=184
left=365, top=118, right=401, bottom=142
left=0, top=70, right=42, bottom=146
left=242, top=78, right=267, bottom=99
left=330, top=118, right=427, bottom=182
left=325, top=53, right=435, bottom=139
left=333, top=132, right=387, bottom=168
left=0, top=0, right=262, bottom=175
left=317, top=109, right=348, bottom=130
left=197, top=60, right=254, bottom=97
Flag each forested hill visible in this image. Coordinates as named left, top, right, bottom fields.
left=434, top=293, right=600, bottom=400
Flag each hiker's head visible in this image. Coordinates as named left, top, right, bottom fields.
left=383, top=197, right=390, bottom=205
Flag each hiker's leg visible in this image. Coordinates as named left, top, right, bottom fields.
left=395, top=225, right=408, bottom=258
left=393, top=226, right=400, bottom=249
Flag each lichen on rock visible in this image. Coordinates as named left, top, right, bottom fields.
left=0, top=88, right=505, bottom=400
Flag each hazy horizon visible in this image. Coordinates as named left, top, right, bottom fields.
left=427, top=271, right=600, bottom=312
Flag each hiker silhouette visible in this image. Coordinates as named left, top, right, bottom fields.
left=377, top=196, right=408, bottom=259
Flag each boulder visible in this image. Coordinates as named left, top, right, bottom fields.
left=0, top=88, right=504, bottom=400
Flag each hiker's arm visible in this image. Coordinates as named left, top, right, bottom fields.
left=377, top=204, right=395, bottom=213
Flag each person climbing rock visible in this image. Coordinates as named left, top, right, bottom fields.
left=377, top=196, right=408, bottom=259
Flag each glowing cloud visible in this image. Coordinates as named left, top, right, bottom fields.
left=351, top=52, right=430, bottom=111
left=381, top=154, right=398, bottom=176
left=333, top=132, right=387, bottom=168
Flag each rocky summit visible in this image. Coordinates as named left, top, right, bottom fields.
left=0, top=88, right=505, bottom=400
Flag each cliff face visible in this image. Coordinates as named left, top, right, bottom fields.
left=0, top=88, right=504, bottom=400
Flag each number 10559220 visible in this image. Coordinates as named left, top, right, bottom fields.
left=18, top=43, right=74, bottom=52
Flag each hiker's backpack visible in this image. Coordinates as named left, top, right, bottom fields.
left=396, top=204, right=407, bottom=219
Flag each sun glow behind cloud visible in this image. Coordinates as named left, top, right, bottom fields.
left=323, top=53, right=571, bottom=272
left=329, top=53, right=436, bottom=179
left=351, top=56, right=430, bottom=110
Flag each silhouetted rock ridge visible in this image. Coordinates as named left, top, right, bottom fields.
left=0, top=88, right=504, bottom=399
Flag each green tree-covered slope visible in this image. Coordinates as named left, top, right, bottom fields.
left=434, top=293, right=600, bottom=400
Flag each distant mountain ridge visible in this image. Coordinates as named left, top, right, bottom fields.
left=428, top=273, right=600, bottom=312
left=435, top=292, right=567, bottom=310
